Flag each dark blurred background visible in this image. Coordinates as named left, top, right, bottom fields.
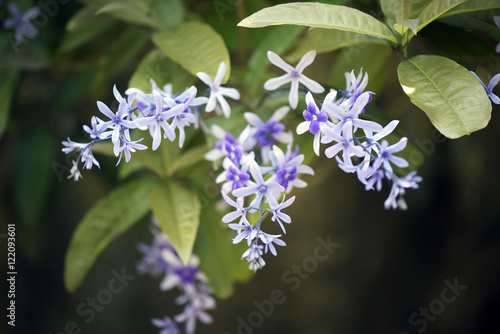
left=1, top=0, right=500, bottom=334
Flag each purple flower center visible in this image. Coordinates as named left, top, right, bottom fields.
left=173, top=266, right=198, bottom=284
left=254, top=121, right=285, bottom=147
left=277, top=166, right=297, bottom=189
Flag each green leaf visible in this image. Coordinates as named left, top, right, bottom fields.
left=440, top=0, right=500, bottom=18
left=95, top=1, right=153, bottom=27
left=246, top=25, right=304, bottom=92
left=416, top=0, right=467, bottom=32
left=128, top=49, right=195, bottom=94
left=238, top=3, right=397, bottom=43
left=149, top=181, right=201, bottom=265
left=58, top=5, right=115, bottom=54
left=0, top=70, right=20, bottom=138
left=152, top=21, right=230, bottom=83
left=394, top=0, right=413, bottom=22
left=380, top=0, right=397, bottom=29
left=194, top=200, right=253, bottom=298
left=397, top=55, right=492, bottom=139
left=167, top=145, right=208, bottom=176
left=287, top=28, right=388, bottom=62
left=150, top=0, right=185, bottom=30
left=64, top=178, right=158, bottom=292
left=394, top=18, right=420, bottom=36
left=439, top=10, right=500, bottom=41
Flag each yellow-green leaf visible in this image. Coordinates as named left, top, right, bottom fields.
left=238, top=2, right=397, bottom=43
left=440, top=0, right=500, bottom=18
left=64, top=178, right=158, bottom=292
left=397, top=55, right=491, bottom=139
left=416, top=0, right=467, bottom=32
left=287, top=28, right=388, bottom=62
left=149, top=181, right=201, bottom=265
left=152, top=21, right=230, bottom=83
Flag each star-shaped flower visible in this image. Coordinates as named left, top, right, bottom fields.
left=196, top=62, right=240, bottom=118
left=3, top=2, right=40, bottom=44
left=264, top=50, right=324, bottom=109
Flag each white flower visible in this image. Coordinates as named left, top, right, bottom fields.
left=264, top=50, right=324, bottom=109
left=196, top=62, right=240, bottom=118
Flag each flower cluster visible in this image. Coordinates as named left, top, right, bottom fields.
left=2, top=1, right=40, bottom=45
left=62, top=63, right=239, bottom=181
left=290, top=68, right=422, bottom=210
left=137, top=219, right=215, bottom=334
left=206, top=107, right=314, bottom=271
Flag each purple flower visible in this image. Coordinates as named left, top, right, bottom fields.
left=269, top=195, right=295, bottom=234
left=232, top=163, right=285, bottom=209
left=3, top=2, right=40, bottom=44
left=97, top=98, right=137, bottom=145
left=264, top=50, right=325, bottom=109
left=258, top=232, right=286, bottom=256
left=324, top=92, right=382, bottom=135
left=114, top=132, right=148, bottom=165
left=159, top=250, right=205, bottom=291
left=321, top=120, right=365, bottom=164
left=197, top=62, right=240, bottom=118
left=470, top=71, right=500, bottom=104
left=372, top=138, right=409, bottom=173
left=135, top=91, right=185, bottom=150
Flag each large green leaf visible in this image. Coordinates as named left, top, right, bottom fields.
left=64, top=178, right=158, bottom=292
left=238, top=3, right=398, bottom=43
left=194, top=200, right=253, bottom=298
left=0, top=70, right=19, bottom=139
left=287, top=29, right=388, bottom=62
left=246, top=25, right=304, bottom=92
left=440, top=0, right=500, bottom=18
left=397, top=55, right=491, bottom=139
left=150, top=0, right=185, bottom=30
left=152, top=22, right=230, bottom=82
left=149, top=181, right=201, bottom=265
left=416, top=0, right=466, bottom=32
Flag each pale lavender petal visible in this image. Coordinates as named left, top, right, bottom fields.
left=217, top=94, right=231, bottom=118
left=390, top=155, right=410, bottom=168
left=267, top=51, right=294, bottom=72
left=295, top=50, right=316, bottom=72
left=196, top=72, right=213, bottom=87
left=97, top=101, right=115, bottom=119
left=289, top=79, right=299, bottom=109
left=264, top=74, right=291, bottom=91
left=299, top=75, right=325, bottom=93
left=244, top=112, right=263, bottom=127
left=488, top=73, right=500, bottom=90
left=206, top=93, right=217, bottom=112
left=325, top=143, right=343, bottom=159
left=233, top=185, right=258, bottom=198
left=152, top=125, right=161, bottom=150
left=296, top=121, right=309, bottom=134
left=214, top=62, right=227, bottom=85
left=219, top=86, right=240, bottom=100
